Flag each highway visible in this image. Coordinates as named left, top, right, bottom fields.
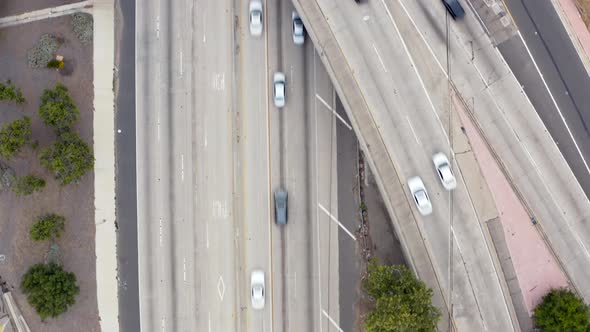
left=500, top=0, right=590, bottom=196
left=302, top=0, right=517, bottom=330
left=136, top=0, right=342, bottom=330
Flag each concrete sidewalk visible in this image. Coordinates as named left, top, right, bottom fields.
left=0, top=1, right=92, bottom=28
left=93, top=0, right=119, bottom=331
left=551, top=0, right=590, bottom=74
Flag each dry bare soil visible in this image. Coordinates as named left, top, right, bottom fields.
left=0, top=15, right=99, bottom=332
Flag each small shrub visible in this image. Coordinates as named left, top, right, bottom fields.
left=27, top=34, right=62, bottom=68
left=13, top=175, right=45, bottom=196
left=72, top=13, right=93, bottom=45
left=30, top=214, right=65, bottom=241
left=39, top=132, right=94, bottom=185
left=0, top=116, right=32, bottom=160
left=38, top=83, right=79, bottom=134
left=0, top=80, right=25, bottom=104
left=31, top=140, right=39, bottom=150
left=46, top=59, right=64, bottom=69
left=21, top=263, right=79, bottom=319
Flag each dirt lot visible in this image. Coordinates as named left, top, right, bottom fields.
left=0, top=0, right=83, bottom=17
left=0, top=15, right=98, bottom=332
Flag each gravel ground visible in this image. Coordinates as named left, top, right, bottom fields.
left=0, top=15, right=98, bottom=332
left=0, top=0, right=84, bottom=17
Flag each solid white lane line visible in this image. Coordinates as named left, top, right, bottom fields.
left=517, top=31, right=590, bottom=177
left=208, top=312, right=211, bottom=332
left=406, top=117, right=422, bottom=146
left=157, top=111, right=161, bottom=142
left=183, top=257, right=187, bottom=281
left=315, top=93, right=353, bottom=130
left=318, top=203, right=356, bottom=241
left=380, top=0, right=450, bottom=146
left=322, top=309, right=344, bottom=332
left=314, top=51, right=324, bottom=332
left=372, top=44, right=388, bottom=73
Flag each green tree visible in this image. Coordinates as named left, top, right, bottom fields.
left=39, top=132, right=94, bottom=185
left=0, top=80, right=25, bottom=104
left=13, top=174, right=45, bottom=196
left=20, top=263, right=79, bottom=319
left=363, top=259, right=440, bottom=332
left=30, top=214, right=65, bottom=241
left=38, top=83, right=79, bottom=134
left=533, top=288, right=590, bottom=332
left=0, top=116, right=32, bottom=160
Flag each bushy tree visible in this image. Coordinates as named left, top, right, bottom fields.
left=534, top=288, right=590, bottom=331
left=0, top=116, right=32, bottom=160
left=21, top=263, right=79, bottom=319
left=39, top=132, right=94, bottom=185
left=13, top=174, right=45, bottom=196
left=363, top=259, right=440, bottom=332
left=30, top=214, right=65, bottom=241
left=38, top=83, right=79, bottom=134
left=0, top=80, right=25, bottom=104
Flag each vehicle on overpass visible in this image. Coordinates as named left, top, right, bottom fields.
left=408, top=176, right=433, bottom=216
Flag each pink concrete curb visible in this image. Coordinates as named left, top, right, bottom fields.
left=454, top=97, right=569, bottom=315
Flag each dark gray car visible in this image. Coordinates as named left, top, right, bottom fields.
left=442, top=0, right=465, bottom=19
left=274, top=190, right=288, bottom=225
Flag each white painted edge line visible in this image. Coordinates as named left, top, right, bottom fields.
left=322, top=309, right=344, bottom=332
left=314, top=51, right=324, bottom=332
left=517, top=31, right=590, bottom=178
left=315, top=93, right=353, bottom=130
left=318, top=203, right=356, bottom=241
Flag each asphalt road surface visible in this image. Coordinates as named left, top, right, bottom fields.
left=115, top=0, right=140, bottom=330
left=500, top=0, right=590, bottom=197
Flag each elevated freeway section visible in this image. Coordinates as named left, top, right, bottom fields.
left=292, top=0, right=590, bottom=330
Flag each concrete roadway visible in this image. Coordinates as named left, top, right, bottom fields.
left=303, top=0, right=517, bottom=330
left=137, top=0, right=238, bottom=330
left=136, top=0, right=342, bottom=330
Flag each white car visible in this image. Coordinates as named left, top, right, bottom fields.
left=432, top=152, right=457, bottom=190
left=407, top=176, right=432, bottom=216
left=249, top=1, right=263, bottom=36
left=292, top=11, right=305, bottom=45
left=250, top=270, right=265, bottom=310
left=273, top=72, right=286, bottom=108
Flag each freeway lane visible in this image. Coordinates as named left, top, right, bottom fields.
left=236, top=0, right=273, bottom=330
left=192, top=0, right=238, bottom=331
left=310, top=0, right=517, bottom=330
left=500, top=0, right=590, bottom=196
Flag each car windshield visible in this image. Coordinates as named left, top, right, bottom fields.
left=439, top=164, right=452, bottom=181
left=252, top=285, right=262, bottom=297
left=251, top=11, right=261, bottom=23
left=415, top=190, right=427, bottom=204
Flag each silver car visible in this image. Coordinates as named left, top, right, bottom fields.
left=432, top=152, right=457, bottom=190
left=274, top=189, right=288, bottom=225
left=292, top=11, right=305, bottom=45
left=273, top=72, right=286, bottom=108
left=407, top=176, right=432, bottom=216
left=249, top=1, right=263, bottom=36
left=250, top=270, right=265, bottom=310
